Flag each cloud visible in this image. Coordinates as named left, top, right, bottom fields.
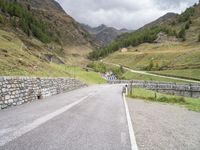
left=56, top=0, right=198, bottom=30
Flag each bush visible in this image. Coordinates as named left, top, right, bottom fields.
left=178, top=28, right=186, bottom=41
left=185, top=22, right=190, bottom=30
left=87, top=62, right=107, bottom=73
left=111, top=67, right=124, bottom=79
left=198, top=33, right=200, bottom=42
left=0, top=14, right=3, bottom=23
left=144, top=60, right=154, bottom=71
left=120, top=65, right=125, bottom=73
left=157, top=96, right=168, bottom=102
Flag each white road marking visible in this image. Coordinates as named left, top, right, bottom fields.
left=0, top=95, right=90, bottom=147
left=123, top=93, right=138, bottom=150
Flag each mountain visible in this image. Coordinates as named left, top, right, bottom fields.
left=89, top=2, right=200, bottom=59
left=140, top=12, right=178, bottom=30
left=0, top=0, right=93, bottom=76
left=81, top=24, right=132, bottom=46
left=93, top=2, right=200, bottom=81
left=14, top=0, right=91, bottom=46
left=80, top=24, right=107, bottom=35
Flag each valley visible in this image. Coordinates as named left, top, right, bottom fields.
left=1, top=0, right=200, bottom=84
left=93, top=2, right=200, bottom=82
left=103, top=41, right=200, bottom=81
left=0, top=1, right=200, bottom=150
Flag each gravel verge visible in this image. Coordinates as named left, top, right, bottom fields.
left=127, top=98, right=200, bottom=150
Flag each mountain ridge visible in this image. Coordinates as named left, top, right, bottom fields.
left=81, top=23, right=132, bottom=46
left=0, top=0, right=95, bottom=77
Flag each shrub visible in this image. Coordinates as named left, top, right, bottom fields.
left=185, top=22, right=190, bottom=30
left=87, top=62, right=107, bottom=73
left=177, top=97, right=186, bottom=103
left=157, top=96, right=168, bottom=102
left=111, top=67, right=124, bottom=79
left=178, top=28, right=186, bottom=41
left=145, top=60, right=154, bottom=71
left=120, top=65, right=125, bottom=73
left=198, top=33, right=200, bottom=42
left=0, top=14, right=3, bottom=23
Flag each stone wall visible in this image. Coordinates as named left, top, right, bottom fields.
left=0, top=77, right=86, bottom=109
left=109, top=80, right=200, bottom=98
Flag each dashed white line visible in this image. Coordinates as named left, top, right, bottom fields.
left=123, top=93, right=139, bottom=150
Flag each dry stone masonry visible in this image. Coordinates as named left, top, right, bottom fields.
left=109, top=80, right=200, bottom=98
left=0, top=77, right=86, bottom=110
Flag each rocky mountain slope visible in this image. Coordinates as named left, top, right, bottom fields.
left=81, top=24, right=132, bottom=46
left=0, top=0, right=94, bottom=77
left=13, top=0, right=91, bottom=46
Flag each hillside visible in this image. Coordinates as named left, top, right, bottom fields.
left=100, top=2, right=200, bottom=81
left=0, top=0, right=106, bottom=84
left=0, top=0, right=94, bottom=63
left=140, top=13, right=178, bottom=30
left=16, top=0, right=91, bottom=46
left=81, top=24, right=131, bottom=46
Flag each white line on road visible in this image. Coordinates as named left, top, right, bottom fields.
left=0, top=95, right=90, bottom=147
left=123, top=93, right=138, bottom=150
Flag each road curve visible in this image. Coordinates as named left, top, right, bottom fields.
left=103, top=61, right=200, bottom=83
left=0, top=85, right=132, bottom=150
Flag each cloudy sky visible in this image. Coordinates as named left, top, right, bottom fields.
left=56, top=0, right=198, bottom=30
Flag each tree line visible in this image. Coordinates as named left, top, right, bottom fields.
left=88, top=26, right=177, bottom=60
left=0, top=0, right=57, bottom=43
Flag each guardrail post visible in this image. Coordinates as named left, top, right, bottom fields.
left=130, top=81, right=133, bottom=96
left=190, top=83, right=193, bottom=97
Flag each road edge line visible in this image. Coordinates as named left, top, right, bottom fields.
left=0, top=95, right=90, bottom=147
left=123, top=93, right=138, bottom=150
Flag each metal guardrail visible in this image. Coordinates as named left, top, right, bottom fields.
left=110, top=80, right=200, bottom=98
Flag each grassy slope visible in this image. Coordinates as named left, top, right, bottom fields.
left=103, top=62, right=186, bottom=83
left=104, top=42, right=200, bottom=81
left=104, top=42, right=200, bottom=69
left=128, top=88, right=200, bottom=112
left=0, top=29, right=105, bottom=84
left=151, top=69, right=200, bottom=81
left=122, top=71, right=188, bottom=83
left=103, top=4, right=200, bottom=81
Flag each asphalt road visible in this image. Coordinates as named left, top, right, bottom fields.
left=0, top=85, right=132, bottom=150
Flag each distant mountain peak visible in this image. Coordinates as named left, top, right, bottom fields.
left=81, top=23, right=132, bottom=46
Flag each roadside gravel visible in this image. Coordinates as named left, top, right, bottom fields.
left=127, top=98, right=200, bottom=150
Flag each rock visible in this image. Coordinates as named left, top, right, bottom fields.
left=5, top=95, right=10, bottom=100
